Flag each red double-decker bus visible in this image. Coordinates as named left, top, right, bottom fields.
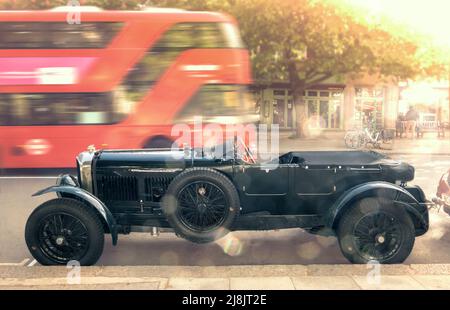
left=0, top=7, right=255, bottom=168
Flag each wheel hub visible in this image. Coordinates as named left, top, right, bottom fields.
left=55, top=236, right=65, bottom=246
left=376, top=234, right=385, bottom=244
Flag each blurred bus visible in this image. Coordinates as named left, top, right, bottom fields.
left=0, top=7, right=255, bottom=168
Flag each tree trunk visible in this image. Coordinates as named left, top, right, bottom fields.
left=292, top=87, right=307, bottom=138
left=286, top=59, right=307, bottom=138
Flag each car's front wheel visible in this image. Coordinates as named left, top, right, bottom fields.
left=25, top=198, right=104, bottom=266
left=337, top=197, right=415, bottom=264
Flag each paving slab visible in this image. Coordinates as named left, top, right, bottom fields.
left=412, top=275, right=450, bottom=289
left=409, top=264, right=450, bottom=275
left=0, top=265, right=308, bottom=279
left=306, top=264, right=413, bottom=276
left=292, top=276, right=360, bottom=290
left=2, top=265, right=450, bottom=290
left=166, top=277, right=229, bottom=290
left=0, top=276, right=168, bottom=289
left=2, top=282, right=162, bottom=290
left=230, top=276, right=295, bottom=290
left=352, top=275, right=425, bottom=290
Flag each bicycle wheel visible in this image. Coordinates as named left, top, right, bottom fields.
left=345, top=132, right=363, bottom=149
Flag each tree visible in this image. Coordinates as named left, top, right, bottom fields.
left=2, top=0, right=447, bottom=136
left=148, top=0, right=447, bottom=136
left=230, top=0, right=448, bottom=137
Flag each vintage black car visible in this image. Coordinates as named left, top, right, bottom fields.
left=25, top=143, right=429, bottom=265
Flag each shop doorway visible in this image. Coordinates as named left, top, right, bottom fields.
left=272, top=89, right=295, bottom=129
left=306, top=90, right=343, bottom=129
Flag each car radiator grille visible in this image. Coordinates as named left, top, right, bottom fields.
left=144, top=176, right=173, bottom=202
left=97, top=176, right=138, bottom=201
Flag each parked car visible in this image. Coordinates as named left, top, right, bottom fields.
left=433, top=169, right=450, bottom=215
left=25, top=141, right=429, bottom=265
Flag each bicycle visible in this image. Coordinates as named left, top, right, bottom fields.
left=344, top=127, right=393, bottom=149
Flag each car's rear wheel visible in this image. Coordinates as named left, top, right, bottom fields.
left=25, top=198, right=104, bottom=266
left=337, top=197, right=415, bottom=264
left=162, top=168, right=240, bottom=243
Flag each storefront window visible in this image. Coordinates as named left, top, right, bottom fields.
left=305, top=90, right=343, bottom=129
left=257, top=88, right=343, bottom=130
left=354, top=87, right=384, bottom=129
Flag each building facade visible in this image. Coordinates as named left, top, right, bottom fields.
left=252, top=75, right=402, bottom=132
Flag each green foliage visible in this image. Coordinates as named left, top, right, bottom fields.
left=2, top=0, right=445, bottom=84
left=1, top=0, right=448, bottom=135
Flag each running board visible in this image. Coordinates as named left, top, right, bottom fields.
left=231, top=214, right=323, bottom=231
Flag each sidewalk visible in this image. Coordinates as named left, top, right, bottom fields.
left=279, top=131, right=450, bottom=155
left=1, top=264, right=450, bottom=290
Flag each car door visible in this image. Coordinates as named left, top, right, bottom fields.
left=234, top=164, right=290, bottom=214
left=294, top=164, right=337, bottom=195
left=241, top=165, right=289, bottom=195
left=292, top=163, right=337, bottom=213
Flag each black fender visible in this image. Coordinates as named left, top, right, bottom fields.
left=33, top=185, right=118, bottom=245
left=326, top=181, right=428, bottom=234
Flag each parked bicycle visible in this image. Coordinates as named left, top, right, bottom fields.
left=344, top=127, right=393, bottom=149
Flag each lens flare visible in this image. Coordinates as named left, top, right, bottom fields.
left=216, top=232, right=243, bottom=256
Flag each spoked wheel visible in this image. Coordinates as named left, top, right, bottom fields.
left=177, top=181, right=228, bottom=232
left=353, top=212, right=403, bottom=261
left=25, top=198, right=104, bottom=266
left=337, top=197, right=415, bottom=264
left=163, top=168, right=240, bottom=243
left=37, top=213, right=90, bottom=264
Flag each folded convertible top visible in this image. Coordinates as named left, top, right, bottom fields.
left=291, top=150, right=394, bottom=165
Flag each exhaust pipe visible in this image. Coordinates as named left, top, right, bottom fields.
left=151, top=227, right=160, bottom=237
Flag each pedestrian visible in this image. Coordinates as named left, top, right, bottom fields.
left=405, top=106, right=419, bottom=139
left=396, top=113, right=405, bottom=138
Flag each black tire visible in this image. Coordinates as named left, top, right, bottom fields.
left=162, top=168, right=240, bottom=243
left=25, top=198, right=105, bottom=266
left=144, top=137, right=174, bottom=149
left=337, top=197, right=415, bottom=264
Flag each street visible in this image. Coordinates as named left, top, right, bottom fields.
left=1, top=154, right=450, bottom=266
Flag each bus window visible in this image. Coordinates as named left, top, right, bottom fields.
left=122, top=22, right=244, bottom=104
left=0, top=93, right=130, bottom=126
left=0, top=22, right=122, bottom=49
left=220, top=23, right=245, bottom=48
left=0, top=94, right=11, bottom=126
left=174, top=85, right=257, bottom=123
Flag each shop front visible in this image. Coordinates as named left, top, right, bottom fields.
left=254, top=85, right=345, bottom=131
left=253, top=76, right=400, bottom=133
left=353, top=87, right=385, bottom=129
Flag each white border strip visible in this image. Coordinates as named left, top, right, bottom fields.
left=0, top=258, right=30, bottom=266
left=0, top=177, right=58, bottom=179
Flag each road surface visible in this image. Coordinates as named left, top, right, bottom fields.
left=1, top=154, right=449, bottom=266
